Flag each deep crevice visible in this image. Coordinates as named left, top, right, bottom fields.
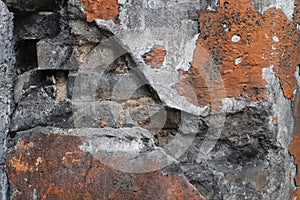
left=15, top=39, right=39, bottom=74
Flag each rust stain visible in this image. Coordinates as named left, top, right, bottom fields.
left=143, top=45, right=167, bottom=69
left=179, top=0, right=298, bottom=109
left=295, top=0, right=300, bottom=65
left=288, top=1, right=300, bottom=197
left=291, top=188, right=300, bottom=200
left=6, top=132, right=205, bottom=200
left=18, top=140, right=34, bottom=150
left=79, top=0, right=119, bottom=22
left=9, top=157, right=33, bottom=173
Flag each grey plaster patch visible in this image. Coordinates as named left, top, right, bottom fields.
left=262, top=65, right=295, bottom=199
left=251, top=0, right=295, bottom=20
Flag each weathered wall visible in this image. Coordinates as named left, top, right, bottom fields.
left=0, top=1, right=14, bottom=199
left=0, top=0, right=299, bottom=199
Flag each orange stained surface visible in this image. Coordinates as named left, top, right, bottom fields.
left=80, top=0, right=119, bottom=22
left=143, top=45, right=167, bottom=69
left=179, top=0, right=298, bottom=109
left=6, top=133, right=205, bottom=200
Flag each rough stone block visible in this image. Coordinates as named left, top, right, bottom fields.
left=13, top=69, right=42, bottom=103
left=10, top=100, right=72, bottom=132
left=5, top=0, right=58, bottom=11
left=14, top=12, right=60, bottom=40
left=69, top=20, right=102, bottom=43
left=6, top=128, right=205, bottom=199
left=37, top=39, right=73, bottom=70
left=72, top=101, right=119, bottom=128
left=37, top=38, right=95, bottom=71
left=11, top=70, right=73, bottom=131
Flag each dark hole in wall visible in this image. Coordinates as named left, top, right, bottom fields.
left=15, top=39, right=39, bottom=74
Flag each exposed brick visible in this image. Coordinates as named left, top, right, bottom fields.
left=6, top=133, right=205, bottom=200
left=79, top=0, right=119, bottom=22
left=143, top=45, right=167, bottom=69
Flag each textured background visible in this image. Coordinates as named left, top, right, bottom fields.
left=0, top=0, right=299, bottom=199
